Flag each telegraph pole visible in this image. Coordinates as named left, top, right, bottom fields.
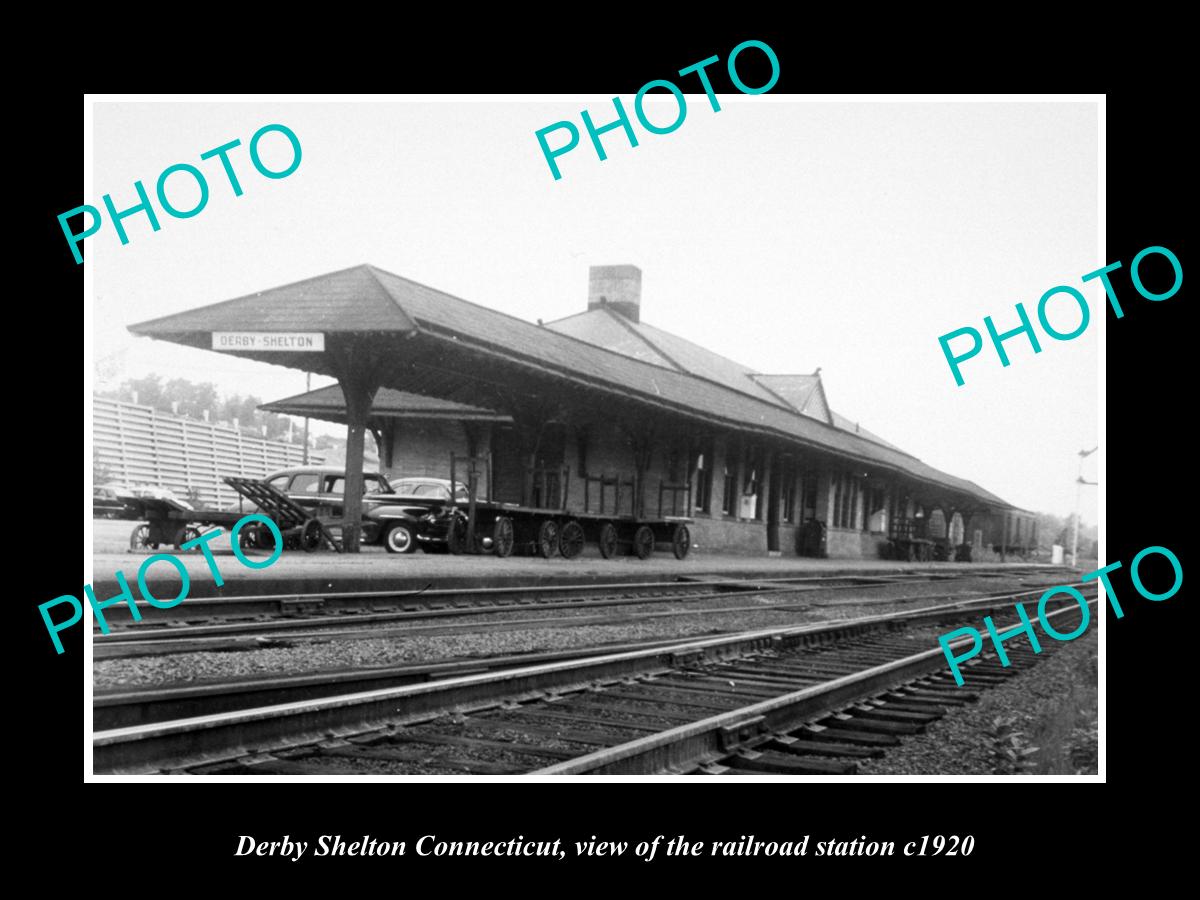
left=1071, top=446, right=1098, bottom=567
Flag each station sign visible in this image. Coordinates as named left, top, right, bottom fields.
left=212, top=332, right=325, bottom=351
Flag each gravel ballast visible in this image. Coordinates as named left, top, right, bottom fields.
left=92, top=575, right=1062, bottom=691
left=857, top=629, right=1099, bottom=776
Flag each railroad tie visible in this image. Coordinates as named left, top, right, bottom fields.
left=384, top=731, right=579, bottom=760
left=817, top=715, right=924, bottom=736
left=801, top=725, right=901, bottom=747
left=767, top=736, right=883, bottom=759
left=851, top=704, right=940, bottom=724
left=726, top=749, right=857, bottom=775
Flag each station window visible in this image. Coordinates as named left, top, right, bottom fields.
left=833, top=472, right=862, bottom=529
left=665, top=448, right=681, bottom=484
left=694, top=448, right=713, bottom=513
left=865, top=487, right=887, bottom=533
left=744, top=446, right=763, bottom=521
left=721, top=460, right=737, bottom=516
left=927, top=508, right=948, bottom=539
left=801, top=475, right=817, bottom=523
left=781, top=466, right=797, bottom=523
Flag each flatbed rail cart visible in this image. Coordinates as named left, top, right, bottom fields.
left=127, top=476, right=341, bottom=553
left=446, top=455, right=693, bottom=560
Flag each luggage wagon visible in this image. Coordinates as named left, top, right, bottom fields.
left=445, top=455, right=693, bottom=561
left=127, top=476, right=341, bottom=553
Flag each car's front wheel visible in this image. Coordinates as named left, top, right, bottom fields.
left=383, top=522, right=416, bottom=554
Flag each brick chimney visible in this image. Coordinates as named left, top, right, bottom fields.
left=588, top=265, right=642, bottom=323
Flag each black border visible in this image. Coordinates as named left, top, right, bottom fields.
left=28, top=33, right=1187, bottom=881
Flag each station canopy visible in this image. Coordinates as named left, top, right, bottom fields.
left=128, top=263, right=1020, bottom=511
left=261, top=384, right=511, bottom=426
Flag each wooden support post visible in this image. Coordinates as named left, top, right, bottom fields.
left=765, top=449, right=780, bottom=552
left=329, top=344, right=380, bottom=554
left=340, top=378, right=377, bottom=553
left=466, top=459, right=477, bottom=550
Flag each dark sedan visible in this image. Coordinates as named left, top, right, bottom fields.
left=253, top=467, right=466, bottom=554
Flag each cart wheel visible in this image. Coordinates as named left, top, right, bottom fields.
left=254, top=523, right=279, bottom=553
left=446, top=515, right=468, bottom=555
left=598, top=522, right=618, bottom=559
left=170, top=525, right=201, bottom=550
left=493, top=516, right=515, bottom=558
left=671, top=524, right=691, bottom=560
left=238, top=524, right=260, bottom=551
left=633, top=525, right=655, bottom=560
left=300, top=519, right=323, bottom=553
left=129, top=523, right=158, bottom=552
left=559, top=520, right=585, bottom=559
left=536, top=519, right=559, bottom=559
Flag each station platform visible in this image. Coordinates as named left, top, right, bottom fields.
left=90, top=519, right=1061, bottom=599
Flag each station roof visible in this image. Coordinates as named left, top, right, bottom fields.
left=547, top=307, right=787, bottom=406
left=547, top=310, right=904, bottom=453
left=828, top=411, right=904, bottom=453
left=129, top=263, right=1022, bottom=511
left=750, top=373, right=832, bottom=424
left=261, top=385, right=511, bottom=424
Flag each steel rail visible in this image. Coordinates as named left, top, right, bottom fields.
left=92, top=583, right=1090, bottom=774
left=91, top=566, right=1069, bottom=626
left=531, top=600, right=1099, bottom=775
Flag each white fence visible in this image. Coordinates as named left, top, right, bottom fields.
left=92, top=396, right=323, bottom=509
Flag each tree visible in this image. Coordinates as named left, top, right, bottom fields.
left=163, top=378, right=219, bottom=419
left=1035, top=512, right=1067, bottom=553
left=99, top=374, right=303, bottom=443
left=117, top=373, right=167, bottom=410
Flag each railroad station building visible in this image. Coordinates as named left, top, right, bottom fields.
left=130, top=263, right=1037, bottom=559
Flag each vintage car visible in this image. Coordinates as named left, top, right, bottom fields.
left=130, top=485, right=193, bottom=506
left=93, top=485, right=141, bottom=520
left=247, top=467, right=467, bottom=554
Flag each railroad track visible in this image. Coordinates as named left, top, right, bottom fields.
left=93, top=567, right=1070, bottom=658
left=93, top=566, right=1065, bottom=625
left=94, top=580, right=1079, bottom=726
left=535, top=603, right=1096, bottom=775
left=93, top=583, right=1092, bottom=774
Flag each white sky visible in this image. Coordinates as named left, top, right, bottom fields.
left=92, top=98, right=1099, bottom=523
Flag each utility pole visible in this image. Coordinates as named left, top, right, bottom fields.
left=1071, top=446, right=1098, bottom=567
left=302, top=372, right=311, bottom=464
